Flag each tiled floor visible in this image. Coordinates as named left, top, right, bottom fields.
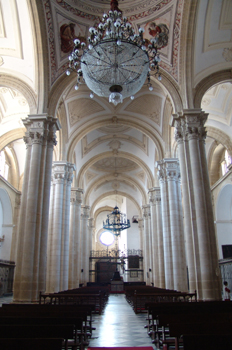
left=89, top=294, right=156, bottom=348
left=0, top=294, right=156, bottom=348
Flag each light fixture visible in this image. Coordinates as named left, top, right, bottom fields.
left=66, top=0, right=168, bottom=105
left=103, top=206, right=130, bottom=236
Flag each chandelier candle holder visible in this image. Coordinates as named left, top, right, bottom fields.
left=66, top=0, right=167, bottom=105
left=103, top=206, right=130, bottom=237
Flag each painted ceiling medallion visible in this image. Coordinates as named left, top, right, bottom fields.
left=66, top=0, right=168, bottom=105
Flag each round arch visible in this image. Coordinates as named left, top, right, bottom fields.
left=90, top=190, right=142, bottom=218
left=67, top=115, right=165, bottom=162
left=0, top=74, right=37, bottom=114
left=84, top=173, right=147, bottom=206
left=193, top=69, right=232, bottom=109
left=77, top=151, right=154, bottom=190
left=206, top=126, right=232, bottom=158
left=0, top=129, right=26, bottom=152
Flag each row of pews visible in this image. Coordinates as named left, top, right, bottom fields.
left=126, top=285, right=232, bottom=350
left=0, top=286, right=109, bottom=350
left=39, top=286, right=110, bottom=315
left=125, top=285, right=197, bottom=314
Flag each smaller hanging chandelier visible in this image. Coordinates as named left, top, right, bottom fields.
left=103, top=206, right=130, bottom=236
left=66, top=0, right=168, bottom=106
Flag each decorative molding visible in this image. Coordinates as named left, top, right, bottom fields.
left=81, top=133, right=148, bottom=157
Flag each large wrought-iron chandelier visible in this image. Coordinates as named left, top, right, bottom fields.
left=103, top=206, right=130, bottom=237
left=66, top=0, right=166, bottom=106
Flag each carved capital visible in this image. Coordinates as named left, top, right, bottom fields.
left=70, top=188, right=83, bottom=204
left=142, top=204, right=150, bottom=218
left=157, top=158, right=180, bottom=183
left=172, top=110, right=208, bottom=143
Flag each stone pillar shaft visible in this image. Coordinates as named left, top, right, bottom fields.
left=46, top=162, right=75, bottom=293
left=172, top=109, right=221, bottom=300
left=13, top=115, right=60, bottom=303
left=142, top=205, right=151, bottom=285
left=157, top=159, right=188, bottom=291
left=69, top=188, right=83, bottom=289
left=81, top=205, right=90, bottom=285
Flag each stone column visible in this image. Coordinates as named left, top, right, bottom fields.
left=157, top=162, right=173, bottom=289
left=69, top=188, right=83, bottom=289
left=155, top=190, right=165, bottom=288
left=149, top=188, right=159, bottom=287
left=81, top=205, right=90, bottom=286
left=138, top=218, right=144, bottom=281
left=142, top=205, right=151, bottom=285
left=172, top=109, right=221, bottom=300
left=88, top=218, right=95, bottom=283
left=13, top=115, right=60, bottom=302
left=46, top=162, right=75, bottom=293
left=149, top=188, right=165, bottom=288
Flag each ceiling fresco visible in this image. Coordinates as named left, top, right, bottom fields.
left=42, top=0, right=183, bottom=85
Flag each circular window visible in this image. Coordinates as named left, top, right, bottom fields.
left=100, top=231, right=115, bottom=246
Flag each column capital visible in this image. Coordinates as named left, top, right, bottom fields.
left=142, top=204, right=150, bottom=218
left=52, top=161, right=76, bottom=185
left=70, top=188, right=83, bottom=204
left=81, top=205, right=90, bottom=219
left=171, top=109, right=208, bottom=143
left=88, top=217, right=95, bottom=228
left=156, top=158, right=180, bottom=182
left=149, top=187, right=161, bottom=204
left=138, top=217, right=144, bottom=231
left=23, top=114, right=61, bottom=147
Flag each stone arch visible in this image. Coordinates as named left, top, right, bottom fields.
left=67, top=116, right=165, bottom=162
left=0, top=129, right=26, bottom=152
left=77, top=151, right=154, bottom=190
left=84, top=173, right=147, bottom=207
left=0, top=74, right=37, bottom=114
left=193, top=70, right=232, bottom=109
left=206, top=126, right=232, bottom=158
left=90, top=191, right=142, bottom=218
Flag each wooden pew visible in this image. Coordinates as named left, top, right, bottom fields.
left=182, top=334, right=232, bottom=350
left=163, top=321, right=232, bottom=350
left=0, top=304, right=94, bottom=339
left=0, top=324, right=74, bottom=350
left=144, top=301, right=232, bottom=349
left=0, top=338, right=63, bottom=350
left=40, top=292, right=105, bottom=314
left=0, top=304, right=93, bottom=347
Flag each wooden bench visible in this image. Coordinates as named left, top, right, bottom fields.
left=0, top=324, right=75, bottom=350
left=182, top=334, right=232, bottom=350
left=40, top=292, right=104, bottom=314
left=144, top=301, right=232, bottom=349
left=0, top=305, right=93, bottom=348
left=0, top=338, right=63, bottom=350
left=163, top=321, right=232, bottom=350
